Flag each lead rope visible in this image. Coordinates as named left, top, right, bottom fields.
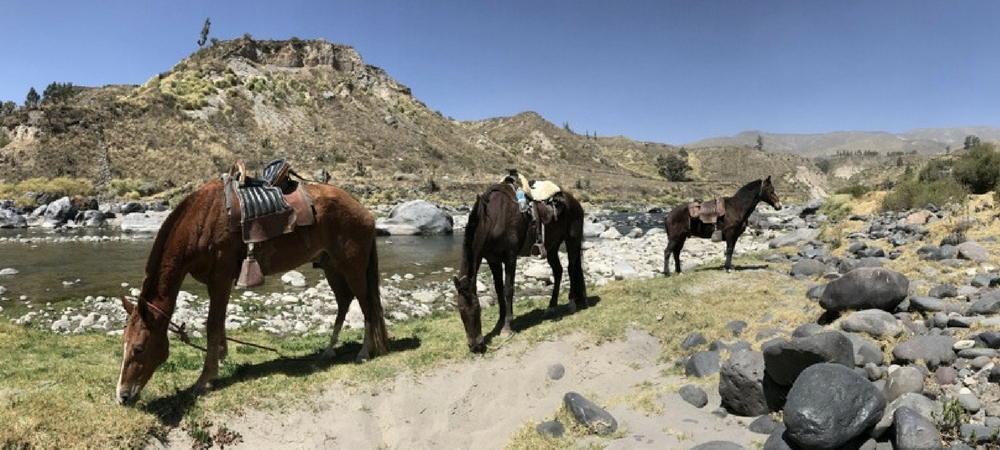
left=144, top=301, right=283, bottom=356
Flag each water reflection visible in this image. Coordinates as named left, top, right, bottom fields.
left=0, top=230, right=463, bottom=310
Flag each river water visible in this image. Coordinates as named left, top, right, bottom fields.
left=0, top=228, right=462, bottom=315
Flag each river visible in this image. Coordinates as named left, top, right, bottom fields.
left=0, top=228, right=462, bottom=316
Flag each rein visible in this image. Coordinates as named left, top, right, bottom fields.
left=144, top=301, right=283, bottom=356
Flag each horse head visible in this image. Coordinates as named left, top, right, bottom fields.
left=761, top=176, right=782, bottom=211
left=452, top=275, right=485, bottom=353
left=116, top=296, right=170, bottom=405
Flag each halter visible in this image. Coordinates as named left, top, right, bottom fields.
left=139, top=299, right=281, bottom=355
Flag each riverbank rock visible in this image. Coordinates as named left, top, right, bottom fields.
left=376, top=200, right=453, bottom=236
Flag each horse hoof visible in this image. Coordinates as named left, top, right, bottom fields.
left=355, top=351, right=371, bottom=363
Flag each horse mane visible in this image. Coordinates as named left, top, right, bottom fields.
left=460, top=192, right=484, bottom=278
left=727, top=178, right=763, bottom=210
left=139, top=183, right=204, bottom=299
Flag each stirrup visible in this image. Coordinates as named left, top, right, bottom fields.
left=531, top=242, right=547, bottom=259
left=711, top=229, right=723, bottom=243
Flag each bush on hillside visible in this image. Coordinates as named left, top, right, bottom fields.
left=952, top=143, right=1000, bottom=194
left=879, top=178, right=967, bottom=212
left=834, top=184, right=870, bottom=198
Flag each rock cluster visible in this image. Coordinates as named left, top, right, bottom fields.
left=678, top=202, right=1000, bottom=449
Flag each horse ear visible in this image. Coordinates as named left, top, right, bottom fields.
left=120, top=296, right=135, bottom=314
left=136, top=298, right=151, bottom=320
left=765, top=175, right=771, bottom=183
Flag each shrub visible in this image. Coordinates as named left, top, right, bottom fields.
left=834, top=184, right=870, bottom=198
left=656, top=154, right=691, bottom=181
left=952, top=143, right=1000, bottom=194
left=880, top=178, right=967, bottom=212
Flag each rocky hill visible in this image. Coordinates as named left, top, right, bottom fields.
left=0, top=36, right=881, bottom=206
left=687, top=127, right=1000, bottom=157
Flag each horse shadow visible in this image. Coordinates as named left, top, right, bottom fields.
left=484, top=295, right=602, bottom=343
left=696, top=263, right=770, bottom=273
left=142, top=336, right=421, bottom=426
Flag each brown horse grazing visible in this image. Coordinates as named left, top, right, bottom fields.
left=453, top=181, right=587, bottom=352
left=116, top=178, right=389, bottom=405
left=663, top=176, right=782, bottom=276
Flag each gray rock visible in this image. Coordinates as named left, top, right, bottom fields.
left=819, top=267, right=909, bottom=313
left=891, top=335, right=957, bottom=368
left=884, top=366, right=925, bottom=404
left=909, top=296, right=950, bottom=313
left=769, top=228, right=820, bottom=249
left=679, top=384, right=709, bottom=408
left=790, top=258, right=827, bottom=278
left=376, top=200, right=454, bottom=235
left=563, top=392, right=617, bottom=435
left=840, top=309, right=903, bottom=338
left=547, top=363, right=565, bottom=380
left=682, top=332, right=708, bottom=350
left=784, top=363, right=886, bottom=450
left=686, top=350, right=721, bottom=377
left=763, top=331, right=855, bottom=386
left=718, top=350, right=771, bottom=417
left=893, top=406, right=943, bottom=450
left=0, top=209, right=28, bottom=228
left=748, top=414, right=782, bottom=435
left=956, top=241, right=990, bottom=263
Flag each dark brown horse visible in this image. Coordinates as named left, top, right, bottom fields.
left=116, top=178, right=389, bottom=405
left=663, top=176, right=781, bottom=276
left=453, top=181, right=587, bottom=352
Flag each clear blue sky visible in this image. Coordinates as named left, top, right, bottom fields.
left=2, top=0, right=998, bottom=145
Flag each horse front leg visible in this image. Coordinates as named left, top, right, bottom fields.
left=566, top=234, right=587, bottom=311
left=486, top=260, right=511, bottom=338
left=196, top=280, right=232, bottom=393
left=724, top=239, right=736, bottom=273
left=545, top=249, right=563, bottom=314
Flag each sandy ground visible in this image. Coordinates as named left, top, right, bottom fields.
left=152, top=328, right=766, bottom=449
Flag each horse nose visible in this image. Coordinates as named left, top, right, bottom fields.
left=468, top=336, right=486, bottom=353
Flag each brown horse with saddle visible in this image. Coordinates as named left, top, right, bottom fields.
left=116, top=159, right=389, bottom=404
left=663, top=176, right=782, bottom=276
left=453, top=172, right=587, bottom=352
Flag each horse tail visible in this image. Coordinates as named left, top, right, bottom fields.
left=365, top=239, right=390, bottom=355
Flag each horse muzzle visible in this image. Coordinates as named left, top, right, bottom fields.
left=468, top=335, right=486, bottom=353
left=116, top=384, right=140, bottom=406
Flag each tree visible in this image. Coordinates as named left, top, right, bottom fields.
left=42, top=82, right=75, bottom=104
left=198, top=17, right=211, bottom=47
left=656, top=154, right=692, bottom=181
left=24, top=87, right=40, bottom=107
left=964, top=135, right=981, bottom=150
left=755, top=134, right=764, bottom=151
left=0, top=101, right=15, bottom=116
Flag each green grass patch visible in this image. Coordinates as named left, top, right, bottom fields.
left=0, top=257, right=816, bottom=449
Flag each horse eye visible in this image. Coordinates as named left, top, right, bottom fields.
left=133, top=346, right=145, bottom=355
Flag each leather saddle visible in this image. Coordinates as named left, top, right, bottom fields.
left=223, top=158, right=316, bottom=288
left=687, top=197, right=725, bottom=224
left=224, top=158, right=315, bottom=243
left=518, top=191, right=566, bottom=258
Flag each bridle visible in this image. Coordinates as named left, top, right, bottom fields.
left=140, top=299, right=282, bottom=355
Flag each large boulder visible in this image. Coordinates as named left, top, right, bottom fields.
left=0, top=209, right=27, bottom=228
left=783, top=363, right=886, bottom=450
left=819, top=267, right=909, bottom=313
left=376, top=200, right=454, bottom=236
left=42, top=196, right=77, bottom=228
left=763, top=331, right=855, bottom=386
left=719, top=350, right=772, bottom=416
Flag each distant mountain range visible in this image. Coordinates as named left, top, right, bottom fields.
left=686, top=126, right=1000, bottom=157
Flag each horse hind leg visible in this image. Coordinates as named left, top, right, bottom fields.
left=545, top=247, right=564, bottom=314
left=319, top=267, right=353, bottom=360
